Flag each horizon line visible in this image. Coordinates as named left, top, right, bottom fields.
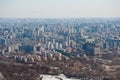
left=0, top=17, right=120, bottom=19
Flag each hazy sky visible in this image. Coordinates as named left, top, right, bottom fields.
left=0, top=0, right=120, bottom=18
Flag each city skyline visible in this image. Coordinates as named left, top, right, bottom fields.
left=0, top=0, right=120, bottom=18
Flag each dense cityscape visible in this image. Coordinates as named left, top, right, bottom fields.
left=0, top=18, right=120, bottom=80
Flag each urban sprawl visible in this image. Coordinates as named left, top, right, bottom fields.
left=0, top=18, right=120, bottom=80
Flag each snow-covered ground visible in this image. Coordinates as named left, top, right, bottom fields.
left=40, top=74, right=80, bottom=80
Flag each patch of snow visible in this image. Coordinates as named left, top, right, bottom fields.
left=40, top=74, right=80, bottom=80
left=0, top=72, right=5, bottom=80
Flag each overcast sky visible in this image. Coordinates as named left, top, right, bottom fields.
left=0, top=0, right=120, bottom=18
